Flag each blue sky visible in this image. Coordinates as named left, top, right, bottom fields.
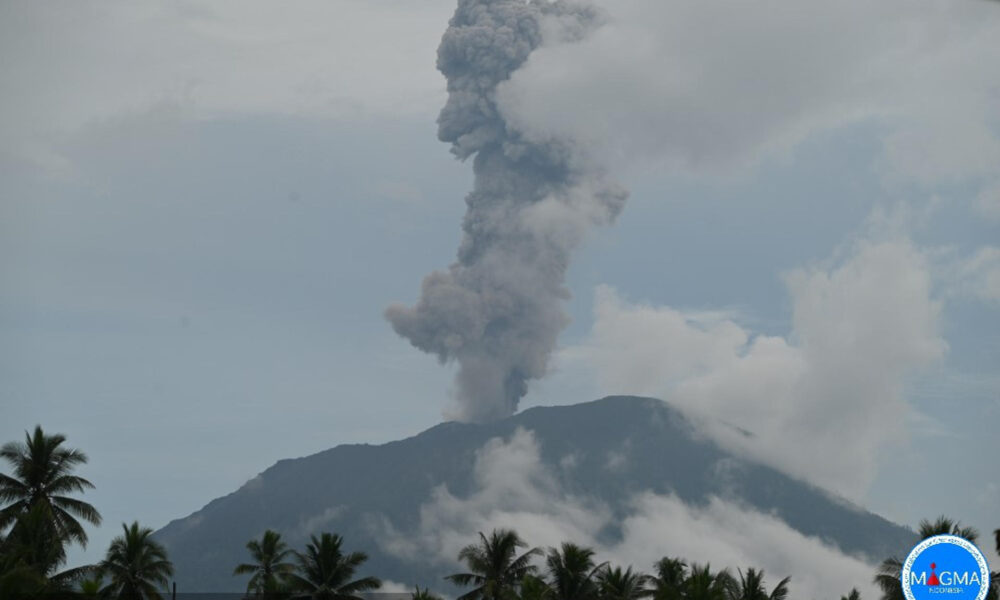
left=1, top=0, right=998, bottom=568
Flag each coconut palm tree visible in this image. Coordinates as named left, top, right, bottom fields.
left=874, top=558, right=905, bottom=600
left=841, top=588, right=861, bottom=600
left=0, top=503, right=97, bottom=598
left=521, top=574, right=554, bottom=600
left=0, top=563, right=43, bottom=600
left=684, top=564, right=732, bottom=600
left=766, top=575, right=790, bottom=600
left=99, top=521, right=174, bottom=600
left=993, top=530, right=1000, bottom=600
left=445, top=529, right=541, bottom=600
left=413, top=586, right=444, bottom=600
left=596, top=566, right=650, bottom=600
left=546, top=542, right=605, bottom=600
left=79, top=575, right=105, bottom=597
left=725, top=568, right=789, bottom=600
left=234, top=529, right=296, bottom=596
left=649, top=557, right=688, bottom=600
left=1, top=502, right=66, bottom=576
left=285, top=532, right=381, bottom=600
left=0, top=425, right=102, bottom=548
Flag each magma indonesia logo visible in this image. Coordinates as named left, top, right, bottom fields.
left=902, top=535, right=991, bottom=600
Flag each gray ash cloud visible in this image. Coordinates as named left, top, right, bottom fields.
left=386, top=0, right=626, bottom=422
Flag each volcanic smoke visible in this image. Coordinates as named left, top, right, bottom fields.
left=386, top=0, right=625, bottom=422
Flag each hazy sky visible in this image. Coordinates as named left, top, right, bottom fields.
left=1, top=0, right=998, bottom=568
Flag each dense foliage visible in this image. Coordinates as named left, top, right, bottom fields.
left=1, top=426, right=997, bottom=600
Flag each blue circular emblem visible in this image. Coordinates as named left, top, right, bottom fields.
left=901, top=535, right=991, bottom=600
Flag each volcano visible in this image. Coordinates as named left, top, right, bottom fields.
left=154, top=396, right=915, bottom=592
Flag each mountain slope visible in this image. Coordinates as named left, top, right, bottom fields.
left=154, top=396, right=915, bottom=592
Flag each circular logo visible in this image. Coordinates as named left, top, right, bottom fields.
left=901, top=535, right=991, bottom=600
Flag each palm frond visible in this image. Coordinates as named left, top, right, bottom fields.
left=446, top=573, right=481, bottom=586
left=769, top=576, right=791, bottom=600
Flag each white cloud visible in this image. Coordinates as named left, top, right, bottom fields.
left=8, top=0, right=998, bottom=195
left=373, top=427, right=610, bottom=566
left=373, top=428, right=879, bottom=600
left=613, top=494, right=876, bottom=600
left=559, top=236, right=945, bottom=499
left=946, top=247, right=1000, bottom=304
left=297, top=505, right=347, bottom=537
left=379, top=580, right=418, bottom=594
left=975, top=181, right=1000, bottom=220
left=497, top=0, right=1000, bottom=187
left=0, top=1, right=452, bottom=166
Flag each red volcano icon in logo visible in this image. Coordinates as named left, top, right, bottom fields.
left=928, top=563, right=940, bottom=586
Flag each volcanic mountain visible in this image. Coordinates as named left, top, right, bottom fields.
left=153, top=396, right=915, bottom=592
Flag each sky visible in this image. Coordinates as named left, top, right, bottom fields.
left=1, top=0, right=999, bottom=576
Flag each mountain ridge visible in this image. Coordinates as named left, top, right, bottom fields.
left=154, top=395, right=916, bottom=592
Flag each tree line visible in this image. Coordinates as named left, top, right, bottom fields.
left=1, top=426, right=998, bottom=600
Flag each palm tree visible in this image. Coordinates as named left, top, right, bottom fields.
left=0, top=425, right=102, bottom=547
left=841, top=588, right=861, bottom=600
left=993, top=530, right=1000, bottom=600
left=767, top=575, right=791, bottom=600
left=79, top=575, right=105, bottom=597
left=445, top=529, right=541, bottom=600
left=285, top=532, right=381, bottom=600
left=649, top=557, right=687, bottom=600
left=725, top=568, right=789, bottom=600
left=413, top=586, right=444, bottom=600
left=876, top=516, right=979, bottom=600
left=684, top=564, right=732, bottom=600
left=596, top=566, right=650, bottom=600
left=234, top=529, right=296, bottom=596
left=0, top=503, right=97, bottom=598
left=99, top=521, right=174, bottom=600
left=1, top=502, right=66, bottom=576
left=874, top=558, right=905, bottom=600
left=922, top=516, right=979, bottom=542
left=546, top=542, right=605, bottom=600
left=521, top=574, right=554, bottom=600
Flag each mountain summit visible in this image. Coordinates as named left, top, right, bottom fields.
left=154, top=396, right=915, bottom=592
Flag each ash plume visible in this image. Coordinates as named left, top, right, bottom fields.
left=386, top=0, right=626, bottom=423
